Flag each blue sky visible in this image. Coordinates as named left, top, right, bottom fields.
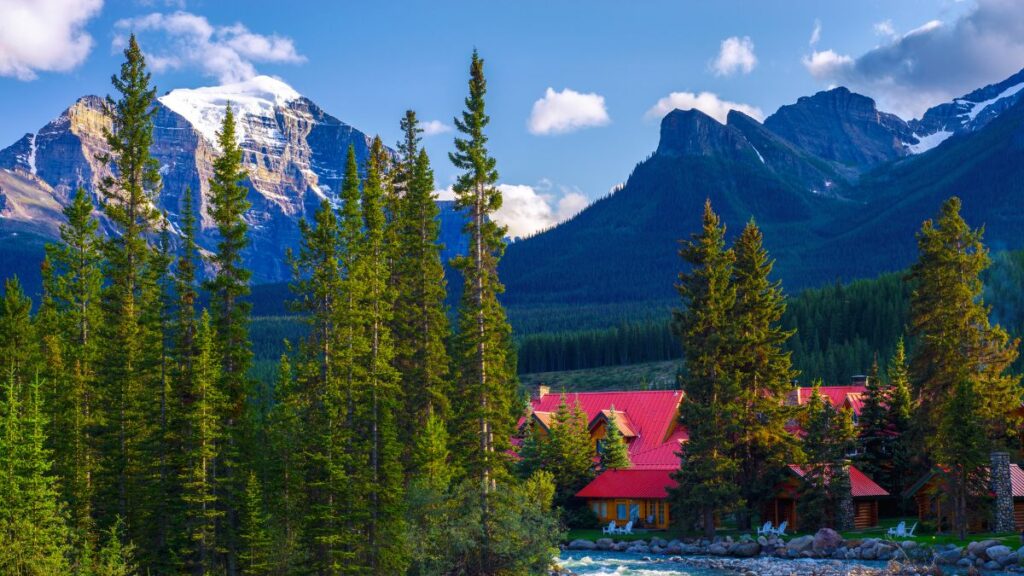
left=3, top=0, right=1022, bottom=234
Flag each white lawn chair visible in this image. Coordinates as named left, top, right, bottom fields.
left=602, top=521, right=617, bottom=535
left=619, top=520, right=634, bottom=535
left=756, top=521, right=774, bottom=536
left=773, top=520, right=788, bottom=537
left=905, top=522, right=917, bottom=537
left=887, top=521, right=906, bottom=538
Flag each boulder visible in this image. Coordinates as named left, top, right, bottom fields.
left=1000, top=552, right=1018, bottom=567
left=956, top=557, right=973, bottom=568
left=613, top=541, right=629, bottom=551
left=708, top=543, right=728, bottom=556
left=595, top=538, right=614, bottom=550
left=757, top=536, right=768, bottom=546
left=874, top=543, right=895, bottom=561
left=935, top=548, right=962, bottom=564
left=568, top=539, right=596, bottom=550
left=987, top=545, right=1013, bottom=563
left=664, top=543, right=683, bottom=555
left=968, top=539, right=1001, bottom=559
left=732, top=542, right=761, bottom=557
left=900, top=540, right=918, bottom=550
left=860, top=544, right=877, bottom=560
left=786, top=535, right=815, bottom=554
left=984, top=560, right=1002, bottom=571
left=812, top=528, right=844, bottom=552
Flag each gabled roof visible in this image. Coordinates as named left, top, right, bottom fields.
left=529, top=390, right=684, bottom=460
left=531, top=411, right=553, bottom=430
left=905, top=464, right=1024, bottom=499
left=589, top=409, right=637, bottom=438
left=576, top=468, right=676, bottom=499
left=787, top=465, right=889, bottom=498
left=787, top=385, right=868, bottom=415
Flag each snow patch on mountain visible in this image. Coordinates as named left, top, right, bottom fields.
left=959, top=81, right=1024, bottom=122
left=27, top=134, right=37, bottom=176
left=158, top=75, right=301, bottom=145
left=907, top=129, right=953, bottom=154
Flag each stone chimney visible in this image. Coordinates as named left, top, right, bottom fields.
left=536, top=385, right=551, bottom=399
left=835, top=461, right=855, bottom=531
left=990, top=451, right=1015, bottom=533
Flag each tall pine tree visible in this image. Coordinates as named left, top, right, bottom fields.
left=908, top=197, right=1021, bottom=445
left=729, top=219, right=800, bottom=528
left=669, top=200, right=742, bottom=538
left=448, top=53, right=519, bottom=560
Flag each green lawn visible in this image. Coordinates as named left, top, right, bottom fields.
left=567, top=517, right=1022, bottom=548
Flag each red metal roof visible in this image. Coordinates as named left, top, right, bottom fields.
left=576, top=468, right=676, bottom=499
left=529, top=390, right=685, bottom=462
left=787, top=385, right=868, bottom=415
left=786, top=464, right=889, bottom=498
left=590, top=409, right=637, bottom=438
left=1011, top=464, right=1024, bottom=498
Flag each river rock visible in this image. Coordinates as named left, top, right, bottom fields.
left=708, top=543, right=728, bottom=556
left=936, top=547, right=962, bottom=564
left=787, top=535, right=814, bottom=554
left=732, top=542, right=761, bottom=557
left=812, top=528, right=844, bottom=552
left=987, top=545, right=1012, bottom=563
left=568, top=539, right=596, bottom=550
left=968, top=539, right=1001, bottom=559
left=595, top=538, right=613, bottom=550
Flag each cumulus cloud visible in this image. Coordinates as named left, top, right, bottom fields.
left=528, top=87, right=610, bottom=135
left=645, top=91, right=764, bottom=123
left=114, top=11, right=305, bottom=83
left=421, top=120, right=452, bottom=136
left=711, top=36, right=757, bottom=76
left=434, top=182, right=590, bottom=238
left=0, top=0, right=103, bottom=80
left=802, top=0, right=1024, bottom=118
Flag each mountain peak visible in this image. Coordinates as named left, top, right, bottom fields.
left=656, top=108, right=749, bottom=158
left=158, top=75, right=302, bottom=144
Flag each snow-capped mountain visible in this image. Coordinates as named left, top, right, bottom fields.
left=0, top=76, right=386, bottom=282
left=906, top=69, right=1024, bottom=153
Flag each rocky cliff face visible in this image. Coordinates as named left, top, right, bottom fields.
left=0, top=76, right=385, bottom=283
left=763, top=87, right=915, bottom=170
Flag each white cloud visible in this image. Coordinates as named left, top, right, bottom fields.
left=114, top=11, right=305, bottom=83
left=434, top=182, right=591, bottom=238
left=421, top=120, right=452, bottom=136
left=802, top=49, right=854, bottom=79
left=528, top=87, right=610, bottom=135
left=711, top=36, right=757, bottom=76
left=645, top=91, right=764, bottom=124
left=801, top=0, right=1024, bottom=118
left=809, top=19, right=822, bottom=47
left=0, top=0, right=103, bottom=80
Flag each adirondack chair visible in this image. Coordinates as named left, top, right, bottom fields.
left=773, top=520, right=788, bottom=537
left=602, top=521, right=617, bottom=535
left=756, top=521, right=773, bottom=536
left=887, top=521, right=906, bottom=538
left=905, top=522, right=917, bottom=537
left=619, top=521, right=634, bottom=535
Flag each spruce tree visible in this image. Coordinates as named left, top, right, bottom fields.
left=669, top=200, right=741, bottom=537
left=42, top=187, right=103, bottom=542
left=729, top=219, right=799, bottom=528
left=360, top=136, right=408, bottom=574
left=0, top=277, right=37, bottom=382
left=857, top=355, right=890, bottom=489
left=600, top=407, right=631, bottom=471
left=94, top=518, right=137, bottom=576
left=931, top=379, right=988, bottom=540
left=0, top=372, right=72, bottom=574
left=908, top=197, right=1021, bottom=444
left=94, top=33, right=163, bottom=551
left=798, top=383, right=858, bottom=530
left=239, top=472, right=272, bottom=576
left=180, top=311, right=225, bottom=574
left=393, top=117, right=451, bottom=455
left=886, top=339, right=915, bottom=503
left=544, top=394, right=594, bottom=506
left=203, top=104, right=254, bottom=571
left=448, top=52, right=519, bottom=554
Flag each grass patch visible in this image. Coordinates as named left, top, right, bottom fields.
left=565, top=528, right=668, bottom=542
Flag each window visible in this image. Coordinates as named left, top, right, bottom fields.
left=617, top=503, right=627, bottom=520
left=629, top=504, right=640, bottom=521
left=600, top=502, right=607, bottom=517
left=656, top=502, right=665, bottom=525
